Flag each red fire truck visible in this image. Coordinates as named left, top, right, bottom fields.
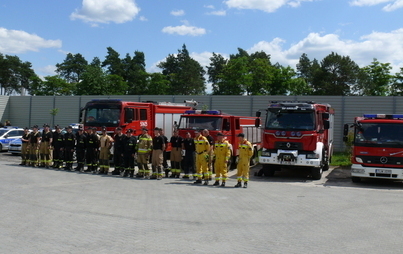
left=344, top=114, right=403, bottom=183
left=81, top=99, right=193, bottom=139
left=177, top=110, right=261, bottom=168
left=256, top=101, right=334, bottom=180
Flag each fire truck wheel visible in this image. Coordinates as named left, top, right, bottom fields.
left=351, top=177, right=361, bottom=183
left=262, top=165, right=275, bottom=177
left=311, top=167, right=322, bottom=180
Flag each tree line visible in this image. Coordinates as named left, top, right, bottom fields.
left=1, top=44, right=403, bottom=96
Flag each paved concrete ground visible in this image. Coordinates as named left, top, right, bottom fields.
left=1, top=153, right=403, bottom=254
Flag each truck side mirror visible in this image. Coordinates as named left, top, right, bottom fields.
left=324, top=120, right=330, bottom=130
left=255, top=118, right=261, bottom=128
left=322, top=112, right=329, bottom=119
left=256, top=111, right=261, bottom=117
left=343, top=124, right=349, bottom=136
left=79, top=107, right=84, bottom=123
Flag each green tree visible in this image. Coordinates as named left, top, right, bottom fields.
left=123, top=51, right=148, bottom=95
left=102, top=47, right=124, bottom=77
left=390, top=67, right=403, bottom=96
left=158, top=44, right=206, bottom=95
left=207, top=53, right=227, bottom=95
left=214, top=56, right=249, bottom=95
left=143, top=73, right=169, bottom=95
left=354, top=59, right=392, bottom=96
left=29, top=75, right=75, bottom=95
left=0, top=53, right=38, bottom=95
left=76, top=57, right=127, bottom=95
left=55, top=53, right=88, bottom=84
left=314, top=52, right=359, bottom=95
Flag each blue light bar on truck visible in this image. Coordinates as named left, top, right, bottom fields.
left=363, top=114, right=403, bottom=119
left=185, top=110, right=221, bottom=115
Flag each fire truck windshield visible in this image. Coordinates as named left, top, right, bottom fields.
left=84, top=105, right=121, bottom=127
left=265, top=111, right=315, bottom=130
left=355, top=123, right=403, bottom=147
left=179, top=116, right=222, bottom=131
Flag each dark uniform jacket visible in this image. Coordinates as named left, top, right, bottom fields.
left=75, top=132, right=86, bottom=150
left=52, top=131, right=64, bottom=148
left=124, top=135, right=137, bottom=155
left=86, top=133, right=99, bottom=149
left=114, top=133, right=126, bottom=154
left=64, top=132, right=76, bottom=148
left=170, top=136, right=183, bottom=149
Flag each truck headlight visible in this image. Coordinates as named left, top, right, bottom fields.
left=355, top=157, right=363, bottom=163
left=351, top=168, right=365, bottom=174
left=306, top=153, right=319, bottom=159
left=261, top=151, right=271, bottom=157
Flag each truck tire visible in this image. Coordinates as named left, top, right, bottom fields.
left=262, top=165, right=275, bottom=177
left=351, top=177, right=361, bottom=183
left=249, top=147, right=258, bottom=166
left=311, top=167, right=322, bottom=180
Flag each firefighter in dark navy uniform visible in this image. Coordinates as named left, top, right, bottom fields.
left=74, top=126, right=86, bottom=172
left=112, top=127, right=125, bottom=175
left=122, top=129, right=137, bottom=177
left=63, top=126, right=76, bottom=171
left=52, top=125, right=64, bottom=169
left=85, top=127, right=99, bottom=173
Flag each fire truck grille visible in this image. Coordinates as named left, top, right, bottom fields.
left=360, top=156, right=403, bottom=166
left=274, top=142, right=302, bottom=150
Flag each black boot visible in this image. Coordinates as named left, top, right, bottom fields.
left=203, top=180, right=209, bottom=185
left=130, top=170, right=134, bottom=178
left=213, top=180, right=220, bottom=186
left=165, top=169, right=170, bottom=178
left=123, top=170, right=128, bottom=177
left=193, top=179, right=202, bottom=184
left=221, top=182, right=226, bottom=187
left=243, top=182, right=248, bottom=188
left=234, top=182, right=242, bottom=188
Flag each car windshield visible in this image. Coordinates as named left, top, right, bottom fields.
left=84, top=105, right=121, bottom=127
left=179, top=116, right=222, bottom=131
left=265, top=111, right=315, bottom=130
left=355, top=123, right=403, bottom=147
left=0, top=130, right=7, bottom=136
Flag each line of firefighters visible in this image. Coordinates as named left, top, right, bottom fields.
left=19, top=124, right=253, bottom=188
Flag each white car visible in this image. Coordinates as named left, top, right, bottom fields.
left=0, top=127, right=24, bottom=151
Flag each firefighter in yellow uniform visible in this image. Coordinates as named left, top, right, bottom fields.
left=193, top=130, right=211, bottom=185
left=213, top=132, right=231, bottom=187
left=235, top=133, right=253, bottom=188
left=136, top=128, right=153, bottom=178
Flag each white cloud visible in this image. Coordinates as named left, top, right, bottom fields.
left=0, top=27, right=61, bottom=54
left=70, top=0, right=140, bottom=24
left=171, top=9, right=185, bottom=16
left=349, top=0, right=403, bottom=11
left=224, top=0, right=314, bottom=13
left=248, top=28, right=403, bottom=73
left=204, top=5, right=215, bottom=9
left=162, top=25, right=206, bottom=36
left=139, top=16, right=148, bottom=21
left=206, top=10, right=227, bottom=16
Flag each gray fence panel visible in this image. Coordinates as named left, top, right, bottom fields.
left=54, top=96, right=82, bottom=127
left=30, top=97, right=55, bottom=127
left=8, top=96, right=30, bottom=128
left=0, top=96, right=10, bottom=124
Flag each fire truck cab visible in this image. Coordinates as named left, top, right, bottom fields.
left=177, top=110, right=261, bottom=168
left=81, top=99, right=193, bottom=140
left=256, top=101, right=334, bottom=180
left=344, top=114, right=403, bottom=183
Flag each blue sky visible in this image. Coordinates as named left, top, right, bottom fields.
left=1, top=0, right=403, bottom=92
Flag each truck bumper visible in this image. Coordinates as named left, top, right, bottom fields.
left=259, top=152, right=321, bottom=168
left=351, top=164, right=403, bottom=180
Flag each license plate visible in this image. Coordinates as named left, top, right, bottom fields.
left=375, top=169, right=392, bottom=174
left=281, top=161, right=294, bottom=165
